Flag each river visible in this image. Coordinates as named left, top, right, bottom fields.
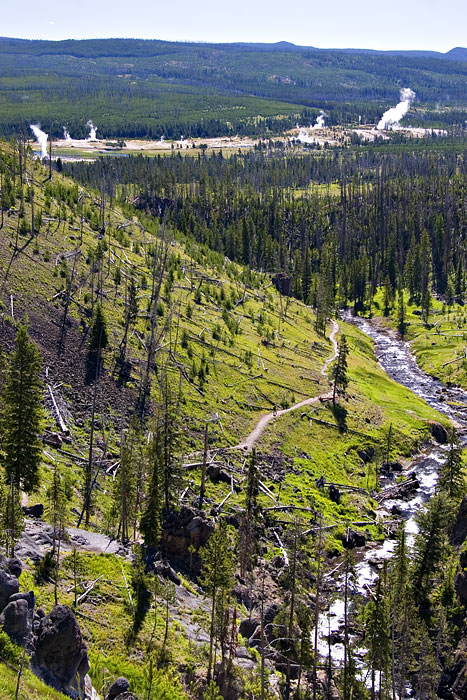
left=318, top=312, right=467, bottom=674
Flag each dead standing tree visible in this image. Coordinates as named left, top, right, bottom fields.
left=138, top=221, right=170, bottom=417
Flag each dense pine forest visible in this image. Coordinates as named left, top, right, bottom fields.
left=1, top=35, right=467, bottom=700
left=66, top=138, right=467, bottom=322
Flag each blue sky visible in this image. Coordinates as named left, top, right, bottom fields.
left=2, top=0, right=466, bottom=53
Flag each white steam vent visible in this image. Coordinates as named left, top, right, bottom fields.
left=377, top=88, right=416, bottom=130
left=30, top=124, right=48, bottom=158
left=312, top=110, right=326, bottom=129
left=63, top=127, right=72, bottom=142
left=86, top=120, right=98, bottom=141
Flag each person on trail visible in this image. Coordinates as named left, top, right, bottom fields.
left=273, top=405, right=277, bottom=416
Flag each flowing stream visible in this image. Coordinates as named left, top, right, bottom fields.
left=318, top=313, right=467, bottom=669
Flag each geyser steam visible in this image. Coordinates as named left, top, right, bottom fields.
left=377, top=88, right=415, bottom=130
left=63, top=127, right=72, bottom=142
left=30, top=124, right=48, bottom=158
left=86, top=120, right=98, bottom=140
left=312, top=110, right=326, bottom=129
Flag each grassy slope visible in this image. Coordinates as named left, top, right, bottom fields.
left=251, top=319, right=447, bottom=549
left=372, top=290, right=467, bottom=390
left=0, top=664, right=69, bottom=700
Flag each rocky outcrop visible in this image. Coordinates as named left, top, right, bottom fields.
left=0, top=556, right=93, bottom=699
left=357, top=446, right=375, bottom=463
left=0, top=565, right=20, bottom=611
left=451, top=496, right=467, bottom=546
left=455, top=551, right=467, bottom=606
left=32, top=605, right=90, bottom=699
left=239, top=616, right=260, bottom=640
left=0, top=557, right=35, bottom=648
left=160, top=506, right=214, bottom=571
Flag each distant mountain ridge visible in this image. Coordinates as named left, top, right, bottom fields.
left=0, top=35, right=466, bottom=61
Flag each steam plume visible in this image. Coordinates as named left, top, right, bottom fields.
left=86, top=120, right=98, bottom=141
left=377, top=88, right=415, bottom=130
left=30, top=124, right=48, bottom=158
left=63, top=127, right=72, bottom=142
left=312, top=110, right=326, bottom=129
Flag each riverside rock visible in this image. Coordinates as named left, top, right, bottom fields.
left=428, top=420, right=449, bottom=444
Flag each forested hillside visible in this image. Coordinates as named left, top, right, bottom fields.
left=0, top=37, right=466, bottom=140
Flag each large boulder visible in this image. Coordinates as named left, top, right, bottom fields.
left=272, top=272, right=292, bottom=296
left=22, top=503, right=44, bottom=519
left=342, top=529, right=366, bottom=549
left=428, top=421, right=449, bottom=444
left=0, top=556, right=23, bottom=579
left=0, top=598, right=32, bottom=646
left=0, top=566, right=20, bottom=613
left=239, top=616, right=261, bottom=640
left=32, top=605, right=90, bottom=699
left=357, top=447, right=375, bottom=463
left=105, top=677, right=130, bottom=699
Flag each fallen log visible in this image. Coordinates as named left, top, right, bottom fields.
left=47, top=384, right=69, bottom=433
left=375, top=474, right=419, bottom=503
left=273, top=530, right=289, bottom=567
left=76, top=574, right=104, bottom=605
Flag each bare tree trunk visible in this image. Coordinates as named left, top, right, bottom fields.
left=199, top=424, right=208, bottom=508
left=207, top=587, right=217, bottom=683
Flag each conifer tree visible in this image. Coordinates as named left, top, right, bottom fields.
left=332, top=334, right=349, bottom=406
left=89, top=303, right=108, bottom=356
left=390, top=525, right=417, bottom=700
left=239, top=450, right=260, bottom=577
left=119, top=274, right=138, bottom=365
left=420, top=229, right=432, bottom=324
left=200, top=519, right=236, bottom=682
left=365, top=562, right=391, bottom=700
left=1, top=479, right=24, bottom=556
left=140, top=428, right=163, bottom=549
left=413, top=492, right=453, bottom=605
left=112, top=415, right=141, bottom=543
left=0, top=323, right=44, bottom=493
left=437, top=427, right=465, bottom=501
left=383, top=275, right=393, bottom=317
left=397, top=289, right=407, bottom=338
left=46, top=463, right=67, bottom=604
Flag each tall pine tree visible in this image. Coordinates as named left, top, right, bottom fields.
left=1, top=323, right=44, bottom=493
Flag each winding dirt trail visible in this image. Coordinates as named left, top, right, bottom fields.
left=235, top=319, right=339, bottom=453
left=321, top=319, right=339, bottom=377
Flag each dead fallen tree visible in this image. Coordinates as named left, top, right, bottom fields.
left=375, top=473, right=419, bottom=503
